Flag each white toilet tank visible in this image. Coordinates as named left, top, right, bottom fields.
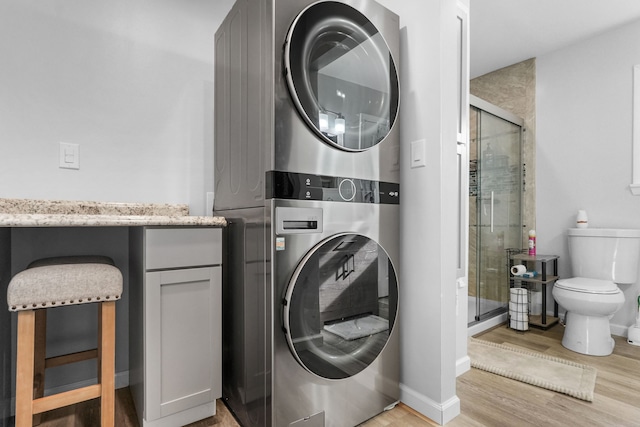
left=568, top=228, right=640, bottom=284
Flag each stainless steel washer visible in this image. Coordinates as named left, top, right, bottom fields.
left=273, top=198, right=400, bottom=427
left=219, top=172, right=400, bottom=427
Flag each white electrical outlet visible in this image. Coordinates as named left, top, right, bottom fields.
left=59, top=142, right=79, bottom=170
left=206, top=192, right=215, bottom=216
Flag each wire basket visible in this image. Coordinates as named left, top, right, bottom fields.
left=509, top=287, right=529, bottom=331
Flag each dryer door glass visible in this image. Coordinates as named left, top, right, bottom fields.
left=284, top=1, right=399, bottom=151
left=283, top=233, right=398, bottom=380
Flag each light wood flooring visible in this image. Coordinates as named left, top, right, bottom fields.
left=34, top=323, right=640, bottom=426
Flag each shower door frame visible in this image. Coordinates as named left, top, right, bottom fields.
left=469, top=95, right=524, bottom=324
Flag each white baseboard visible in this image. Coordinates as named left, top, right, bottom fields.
left=611, top=322, right=630, bottom=338
left=46, top=370, right=129, bottom=396
left=456, top=355, right=470, bottom=377
left=399, top=383, right=460, bottom=425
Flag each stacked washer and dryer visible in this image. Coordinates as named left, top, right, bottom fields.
left=214, top=1, right=400, bottom=426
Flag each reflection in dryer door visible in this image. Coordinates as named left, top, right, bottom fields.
left=284, top=1, right=399, bottom=151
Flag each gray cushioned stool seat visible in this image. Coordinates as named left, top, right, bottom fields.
left=8, top=255, right=122, bottom=312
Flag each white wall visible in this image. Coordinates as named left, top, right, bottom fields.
left=1, top=0, right=235, bottom=396
left=537, top=18, right=640, bottom=335
left=1, top=0, right=463, bottom=422
left=0, top=0, right=234, bottom=215
left=377, top=0, right=461, bottom=423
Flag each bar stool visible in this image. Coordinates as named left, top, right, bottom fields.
left=7, top=256, right=123, bottom=427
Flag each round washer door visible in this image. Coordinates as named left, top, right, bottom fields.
left=283, top=233, right=398, bottom=380
left=284, top=1, right=399, bottom=151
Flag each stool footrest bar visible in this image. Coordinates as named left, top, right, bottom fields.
left=45, top=349, right=98, bottom=369
left=32, top=384, right=102, bottom=414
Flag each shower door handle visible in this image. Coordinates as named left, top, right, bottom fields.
left=490, top=191, right=494, bottom=233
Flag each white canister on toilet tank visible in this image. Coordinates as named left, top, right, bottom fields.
left=576, top=210, right=588, bottom=228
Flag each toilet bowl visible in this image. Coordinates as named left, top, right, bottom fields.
left=553, top=228, right=640, bottom=356
left=553, top=278, right=624, bottom=356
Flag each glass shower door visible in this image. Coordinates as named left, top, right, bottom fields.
left=472, top=105, right=522, bottom=322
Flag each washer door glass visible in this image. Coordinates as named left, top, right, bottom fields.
left=283, top=233, right=398, bottom=380
left=284, top=1, right=399, bottom=151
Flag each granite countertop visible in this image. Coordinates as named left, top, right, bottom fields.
left=0, top=198, right=226, bottom=227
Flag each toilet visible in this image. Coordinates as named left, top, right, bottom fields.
left=553, top=228, right=640, bottom=356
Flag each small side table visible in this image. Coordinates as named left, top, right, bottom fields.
left=508, top=252, right=560, bottom=329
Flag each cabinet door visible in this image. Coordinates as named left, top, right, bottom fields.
left=144, top=266, right=221, bottom=421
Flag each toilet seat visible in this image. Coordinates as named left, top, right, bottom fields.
left=555, top=277, right=619, bottom=295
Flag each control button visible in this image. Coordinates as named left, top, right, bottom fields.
left=338, top=179, right=356, bottom=202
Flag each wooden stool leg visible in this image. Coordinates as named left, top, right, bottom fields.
left=33, top=310, right=46, bottom=426
left=97, top=304, right=102, bottom=384
left=99, top=301, right=115, bottom=427
left=16, top=310, right=36, bottom=427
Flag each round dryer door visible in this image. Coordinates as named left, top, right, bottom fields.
left=284, top=1, right=399, bottom=151
left=283, top=233, right=398, bottom=380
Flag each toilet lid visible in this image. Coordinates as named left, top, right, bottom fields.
left=555, top=277, right=619, bottom=294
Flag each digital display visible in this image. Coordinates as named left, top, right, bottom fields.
left=267, top=171, right=399, bottom=205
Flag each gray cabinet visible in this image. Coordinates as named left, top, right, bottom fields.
left=130, top=227, right=222, bottom=427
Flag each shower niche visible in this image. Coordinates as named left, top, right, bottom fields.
left=468, top=95, right=524, bottom=324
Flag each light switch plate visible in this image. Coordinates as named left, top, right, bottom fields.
left=410, top=139, right=426, bottom=168
left=59, top=142, right=79, bottom=170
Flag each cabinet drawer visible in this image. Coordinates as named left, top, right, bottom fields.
left=145, top=228, right=221, bottom=270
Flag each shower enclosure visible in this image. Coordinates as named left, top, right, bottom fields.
left=468, top=95, right=523, bottom=325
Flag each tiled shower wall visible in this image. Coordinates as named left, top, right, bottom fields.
left=468, top=58, right=537, bottom=300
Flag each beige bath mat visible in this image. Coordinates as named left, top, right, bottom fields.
left=468, top=338, right=597, bottom=402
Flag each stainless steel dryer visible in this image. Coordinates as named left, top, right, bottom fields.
left=214, top=0, right=400, bottom=212
left=220, top=172, right=400, bottom=427
left=278, top=1, right=400, bottom=167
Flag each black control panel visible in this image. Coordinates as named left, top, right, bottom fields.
left=266, top=171, right=399, bottom=204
